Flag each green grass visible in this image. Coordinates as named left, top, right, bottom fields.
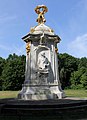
left=0, top=90, right=87, bottom=99
left=65, top=89, right=87, bottom=98
left=0, top=91, right=19, bottom=99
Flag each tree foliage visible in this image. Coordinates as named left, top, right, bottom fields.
left=70, top=67, right=87, bottom=89
left=59, top=54, right=87, bottom=89
left=0, top=57, right=5, bottom=90
left=1, top=54, right=26, bottom=90
left=0, top=53, right=87, bottom=90
left=58, top=53, right=79, bottom=89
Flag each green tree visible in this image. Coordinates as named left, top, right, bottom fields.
left=70, top=67, right=87, bottom=89
left=58, top=53, right=79, bottom=89
left=80, top=69, right=87, bottom=89
left=0, top=57, right=5, bottom=90
left=78, top=57, right=87, bottom=69
left=1, top=54, right=26, bottom=90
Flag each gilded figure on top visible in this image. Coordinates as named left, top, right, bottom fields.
left=35, top=5, right=48, bottom=24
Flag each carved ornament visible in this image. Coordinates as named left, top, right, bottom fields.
left=55, top=48, right=58, bottom=53
left=26, top=42, right=31, bottom=55
left=35, top=5, right=48, bottom=24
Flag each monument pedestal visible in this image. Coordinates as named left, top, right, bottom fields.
left=18, top=84, right=65, bottom=100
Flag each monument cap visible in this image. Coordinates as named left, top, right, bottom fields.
left=30, top=23, right=54, bottom=35
left=29, top=5, right=54, bottom=35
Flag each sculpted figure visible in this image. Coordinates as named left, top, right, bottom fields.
left=38, top=52, right=49, bottom=72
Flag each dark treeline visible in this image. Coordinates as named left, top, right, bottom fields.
left=58, top=53, right=87, bottom=89
left=0, top=53, right=87, bottom=90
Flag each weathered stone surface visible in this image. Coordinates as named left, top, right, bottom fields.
left=18, top=5, right=65, bottom=100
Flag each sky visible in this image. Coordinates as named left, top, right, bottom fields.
left=0, top=0, right=87, bottom=58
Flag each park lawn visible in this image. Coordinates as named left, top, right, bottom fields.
left=0, top=90, right=87, bottom=99
left=0, top=91, right=19, bottom=99
left=65, top=89, right=87, bottom=98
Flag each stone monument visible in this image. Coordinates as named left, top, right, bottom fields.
left=18, top=5, right=65, bottom=100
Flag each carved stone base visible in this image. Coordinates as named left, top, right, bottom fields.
left=17, top=84, right=65, bottom=100
left=18, top=94, right=55, bottom=100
